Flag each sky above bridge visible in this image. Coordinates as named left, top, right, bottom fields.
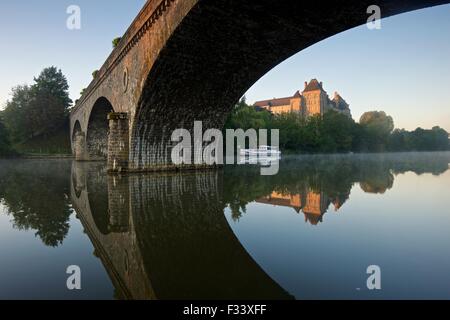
left=0, top=1, right=449, bottom=131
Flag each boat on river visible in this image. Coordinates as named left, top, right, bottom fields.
left=239, top=145, right=281, bottom=157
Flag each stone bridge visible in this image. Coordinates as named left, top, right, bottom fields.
left=70, top=0, right=448, bottom=172
left=70, top=162, right=293, bottom=299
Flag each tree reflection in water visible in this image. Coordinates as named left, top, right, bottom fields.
left=0, top=160, right=72, bottom=247
left=223, top=152, right=450, bottom=223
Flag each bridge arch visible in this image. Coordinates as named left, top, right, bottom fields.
left=72, top=120, right=85, bottom=161
left=129, top=0, right=448, bottom=171
left=86, top=166, right=111, bottom=235
left=70, top=0, right=448, bottom=171
left=86, top=97, right=114, bottom=160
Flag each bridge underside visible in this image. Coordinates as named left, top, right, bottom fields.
left=70, top=0, right=448, bottom=172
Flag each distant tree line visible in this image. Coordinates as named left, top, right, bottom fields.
left=0, top=67, right=72, bottom=156
left=224, top=97, right=450, bottom=153
left=0, top=114, right=14, bottom=156
left=223, top=152, right=450, bottom=221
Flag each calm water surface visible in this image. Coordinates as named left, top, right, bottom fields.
left=0, top=152, right=450, bottom=299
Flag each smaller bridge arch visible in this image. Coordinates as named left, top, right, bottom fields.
left=72, top=120, right=85, bottom=161
left=86, top=97, right=115, bottom=161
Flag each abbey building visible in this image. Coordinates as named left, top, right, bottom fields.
left=254, top=79, right=351, bottom=118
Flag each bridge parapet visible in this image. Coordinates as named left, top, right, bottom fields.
left=70, top=0, right=174, bottom=115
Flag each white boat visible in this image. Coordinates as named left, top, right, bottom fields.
left=239, top=145, right=281, bottom=157
left=239, top=155, right=281, bottom=165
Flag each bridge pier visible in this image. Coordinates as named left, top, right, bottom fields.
left=73, top=131, right=86, bottom=161
left=107, top=175, right=130, bottom=233
left=107, top=112, right=129, bottom=173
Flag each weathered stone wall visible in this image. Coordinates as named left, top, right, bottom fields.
left=73, top=131, right=85, bottom=161
left=107, top=113, right=130, bottom=173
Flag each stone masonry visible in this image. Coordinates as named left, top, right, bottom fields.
left=107, top=113, right=129, bottom=173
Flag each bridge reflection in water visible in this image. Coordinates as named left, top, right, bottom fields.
left=70, top=162, right=293, bottom=300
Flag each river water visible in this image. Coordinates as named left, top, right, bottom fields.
left=0, top=152, right=449, bottom=299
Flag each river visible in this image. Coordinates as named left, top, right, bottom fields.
left=0, top=152, right=449, bottom=299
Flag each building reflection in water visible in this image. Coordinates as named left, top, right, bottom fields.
left=224, top=152, right=450, bottom=224
left=256, top=189, right=348, bottom=225
left=70, top=162, right=293, bottom=300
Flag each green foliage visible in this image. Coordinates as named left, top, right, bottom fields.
left=33, top=66, right=72, bottom=109
left=224, top=99, right=360, bottom=153
left=224, top=97, right=272, bottom=130
left=80, top=88, right=87, bottom=96
left=2, top=67, right=72, bottom=144
left=0, top=115, right=14, bottom=156
left=112, top=37, right=122, bottom=48
left=0, top=161, right=72, bottom=246
left=224, top=100, right=449, bottom=153
left=13, top=121, right=71, bottom=155
left=388, top=126, right=449, bottom=151
left=92, top=70, right=99, bottom=78
left=359, top=111, right=394, bottom=151
left=2, top=85, right=33, bottom=143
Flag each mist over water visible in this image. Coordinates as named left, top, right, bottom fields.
left=0, top=152, right=449, bottom=299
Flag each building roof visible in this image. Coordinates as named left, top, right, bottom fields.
left=303, top=79, right=324, bottom=92
left=254, top=96, right=292, bottom=107
left=293, top=90, right=302, bottom=98
left=332, top=92, right=349, bottom=110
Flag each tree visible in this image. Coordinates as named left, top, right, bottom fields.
left=0, top=115, right=14, bottom=156
left=409, top=126, right=449, bottom=151
left=2, top=67, right=72, bottom=143
left=388, top=129, right=410, bottom=151
left=30, top=67, right=72, bottom=138
left=388, top=126, right=449, bottom=152
left=321, top=110, right=356, bottom=152
left=112, top=37, right=122, bottom=48
left=2, top=85, right=34, bottom=142
left=271, top=112, right=305, bottom=150
left=430, top=126, right=449, bottom=150
left=27, top=91, right=68, bottom=137
left=32, top=66, right=72, bottom=113
left=360, top=111, right=394, bottom=151
left=224, top=97, right=272, bottom=131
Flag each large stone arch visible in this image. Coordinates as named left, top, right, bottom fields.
left=129, top=0, right=448, bottom=171
left=86, top=97, right=115, bottom=160
left=70, top=0, right=449, bottom=171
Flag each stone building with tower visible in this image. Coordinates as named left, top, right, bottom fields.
left=253, top=79, right=351, bottom=118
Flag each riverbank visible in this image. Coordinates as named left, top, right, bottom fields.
left=20, top=154, right=74, bottom=159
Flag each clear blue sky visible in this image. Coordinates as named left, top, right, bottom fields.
left=0, top=1, right=449, bottom=131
